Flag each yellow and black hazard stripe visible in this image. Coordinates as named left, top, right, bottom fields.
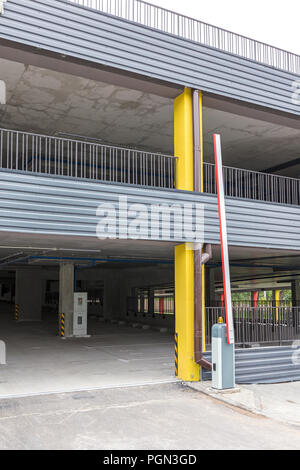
left=15, top=304, right=19, bottom=322
left=60, top=313, right=65, bottom=338
left=174, top=332, right=178, bottom=376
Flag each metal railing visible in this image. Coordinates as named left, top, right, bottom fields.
left=154, top=294, right=174, bottom=315
left=206, top=306, right=300, bottom=347
left=210, top=300, right=294, bottom=308
left=0, top=128, right=176, bottom=189
left=45, top=292, right=59, bottom=306
left=2, top=127, right=300, bottom=204
left=204, top=162, right=300, bottom=206
left=127, top=293, right=175, bottom=317
left=67, top=0, right=300, bottom=75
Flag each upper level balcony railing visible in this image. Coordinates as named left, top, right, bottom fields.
left=68, top=0, right=300, bottom=75
left=1, top=127, right=300, bottom=205
left=0, top=128, right=177, bottom=189
left=204, top=162, right=300, bottom=207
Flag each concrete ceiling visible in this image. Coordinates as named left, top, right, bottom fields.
left=0, top=232, right=299, bottom=288
left=212, top=245, right=300, bottom=289
left=0, top=58, right=173, bottom=154
left=0, top=231, right=176, bottom=267
left=203, top=111, right=300, bottom=176
left=0, top=58, right=299, bottom=175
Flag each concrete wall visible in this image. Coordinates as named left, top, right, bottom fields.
left=12, top=263, right=173, bottom=327
left=69, top=264, right=174, bottom=327
left=15, top=269, right=43, bottom=321
left=117, top=265, right=174, bottom=329
left=74, top=265, right=174, bottom=327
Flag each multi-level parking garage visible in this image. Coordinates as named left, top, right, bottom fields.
left=0, top=0, right=300, bottom=395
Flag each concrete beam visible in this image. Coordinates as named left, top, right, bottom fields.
left=59, top=263, right=74, bottom=338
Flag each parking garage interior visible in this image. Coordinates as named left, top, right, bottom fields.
left=0, top=235, right=300, bottom=396
left=0, top=53, right=300, bottom=396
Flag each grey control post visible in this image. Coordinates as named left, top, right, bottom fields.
left=212, top=319, right=235, bottom=390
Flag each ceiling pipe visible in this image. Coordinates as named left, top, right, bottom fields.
left=0, top=254, right=32, bottom=268
left=0, top=252, right=24, bottom=263
left=28, top=256, right=173, bottom=264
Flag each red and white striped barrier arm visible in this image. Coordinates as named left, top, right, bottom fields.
left=213, top=134, right=235, bottom=345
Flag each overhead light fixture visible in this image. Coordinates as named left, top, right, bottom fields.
left=0, top=246, right=101, bottom=253
left=58, top=248, right=102, bottom=253
left=0, top=246, right=56, bottom=251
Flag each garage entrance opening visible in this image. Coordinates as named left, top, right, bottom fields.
left=0, top=242, right=176, bottom=398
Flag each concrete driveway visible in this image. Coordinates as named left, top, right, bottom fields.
left=0, top=382, right=299, bottom=450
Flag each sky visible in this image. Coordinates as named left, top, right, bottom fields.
left=147, top=0, right=299, bottom=55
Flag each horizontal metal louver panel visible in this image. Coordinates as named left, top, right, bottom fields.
left=0, top=170, right=300, bottom=250
left=203, top=347, right=300, bottom=384
left=0, top=0, right=299, bottom=116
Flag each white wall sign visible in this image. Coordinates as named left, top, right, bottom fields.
left=214, top=134, right=235, bottom=345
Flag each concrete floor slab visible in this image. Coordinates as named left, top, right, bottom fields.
left=0, top=310, right=175, bottom=398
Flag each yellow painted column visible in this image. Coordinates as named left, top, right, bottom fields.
left=175, top=244, right=199, bottom=381
left=275, top=289, right=280, bottom=322
left=174, top=88, right=205, bottom=381
left=174, top=87, right=194, bottom=192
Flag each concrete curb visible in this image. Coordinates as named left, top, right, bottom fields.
left=184, top=380, right=300, bottom=429
left=105, top=318, right=173, bottom=333
left=185, top=381, right=264, bottom=417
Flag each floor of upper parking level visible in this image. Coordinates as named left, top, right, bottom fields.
left=0, top=306, right=175, bottom=398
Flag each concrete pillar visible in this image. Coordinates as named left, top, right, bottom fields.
left=175, top=244, right=200, bottom=381
left=174, top=87, right=194, bottom=192
left=59, top=263, right=74, bottom=338
left=41, top=279, right=47, bottom=306
left=103, top=272, right=121, bottom=320
left=174, top=88, right=204, bottom=382
left=149, top=288, right=155, bottom=318
left=118, top=278, right=130, bottom=319
left=15, top=269, right=43, bottom=321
